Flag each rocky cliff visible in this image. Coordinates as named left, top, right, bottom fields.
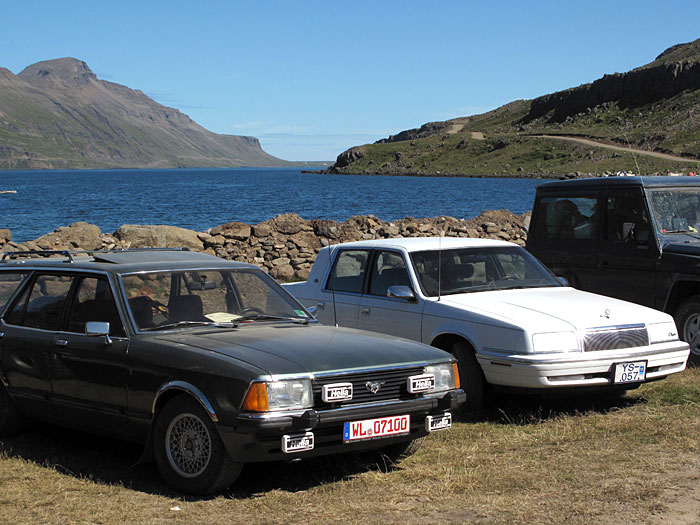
left=0, top=58, right=287, bottom=169
left=0, top=210, right=529, bottom=281
left=326, top=39, right=700, bottom=178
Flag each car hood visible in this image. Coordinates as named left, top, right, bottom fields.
left=155, top=323, right=450, bottom=377
left=662, top=242, right=700, bottom=256
left=437, top=287, right=669, bottom=332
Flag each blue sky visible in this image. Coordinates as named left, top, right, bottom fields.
left=2, top=1, right=699, bottom=161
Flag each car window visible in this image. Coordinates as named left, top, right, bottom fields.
left=605, top=189, right=652, bottom=242
left=648, top=188, right=700, bottom=234
left=326, top=250, right=370, bottom=294
left=121, top=269, right=307, bottom=330
left=0, top=271, right=28, bottom=313
left=412, top=247, right=560, bottom=296
left=534, top=196, right=598, bottom=240
left=5, top=274, right=73, bottom=330
left=66, top=276, right=125, bottom=337
left=368, top=251, right=411, bottom=296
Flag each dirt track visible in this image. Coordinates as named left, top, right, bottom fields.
left=534, top=134, right=693, bottom=163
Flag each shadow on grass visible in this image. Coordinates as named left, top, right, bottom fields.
left=455, top=388, right=648, bottom=426
left=0, top=421, right=401, bottom=500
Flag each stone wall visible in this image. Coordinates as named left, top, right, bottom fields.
left=0, top=210, right=530, bottom=281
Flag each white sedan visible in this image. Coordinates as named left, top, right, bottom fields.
left=284, top=237, right=690, bottom=412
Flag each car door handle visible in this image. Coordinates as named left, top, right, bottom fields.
left=55, top=339, right=68, bottom=347
left=316, top=301, right=325, bottom=310
left=361, top=307, right=370, bottom=315
left=0, top=331, right=4, bottom=339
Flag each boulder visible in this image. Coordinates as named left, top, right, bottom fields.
left=115, top=224, right=204, bottom=250
left=32, top=222, right=102, bottom=251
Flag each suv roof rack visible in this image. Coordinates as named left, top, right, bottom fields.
left=0, top=247, right=191, bottom=263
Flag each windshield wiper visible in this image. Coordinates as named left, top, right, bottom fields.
left=142, top=320, right=233, bottom=331
left=236, top=313, right=309, bottom=325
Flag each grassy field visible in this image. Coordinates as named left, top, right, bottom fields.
left=2, top=369, right=700, bottom=524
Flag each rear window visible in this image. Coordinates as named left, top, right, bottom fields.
left=0, top=272, right=29, bottom=313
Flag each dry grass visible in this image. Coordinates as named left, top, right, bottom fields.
left=3, top=370, right=700, bottom=524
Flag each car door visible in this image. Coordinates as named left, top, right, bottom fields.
left=595, top=188, right=659, bottom=306
left=50, top=274, right=130, bottom=428
left=324, top=248, right=371, bottom=328
left=358, top=249, right=423, bottom=341
left=0, top=272, right=73, bottom=416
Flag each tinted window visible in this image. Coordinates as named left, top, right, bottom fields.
left=6, top=274, right=73, bottom=330
left=368, top=251, right=411, bottom=296
left=0, top=272, right=28, bottom=313
left=67, top=276, right=125, bottom=337
left=326, top=250, right=370, bottom=294
left=534, top=196, right=598, bottom=240
left=605, top=189, right=651, bottom=242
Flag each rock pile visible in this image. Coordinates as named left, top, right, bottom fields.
left=0, top=210, right=530, bottom=281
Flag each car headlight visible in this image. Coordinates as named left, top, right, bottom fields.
left=243, top=378, right=313, bottom=412
left=424, top=363, right=459, bottom=392
left=647, top=321, right=679, bottom=344
left=531, top=331, right=579, bottom=353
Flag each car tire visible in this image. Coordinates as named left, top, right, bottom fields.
left=675, top=296, right=700, bottom=361
left=450, top=341, right=485, bottom=416
left=0, top=383, right=21, bottom=436
left=154, top=396, right=242, bottom=494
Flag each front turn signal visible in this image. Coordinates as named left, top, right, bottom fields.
left=452, top=362, right=461, bottom=389
left=243, top=382, right=269, bottom=412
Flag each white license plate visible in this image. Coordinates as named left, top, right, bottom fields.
left=426, top=413, right=452, bottom=432
left=343, top=414, right=410, bottom=442
left=282, top=432, right=314, bottom=453
left=614, top=361, right=647, bottom=383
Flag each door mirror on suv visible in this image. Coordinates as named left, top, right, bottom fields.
left=86, top=321, right=112, bottom=345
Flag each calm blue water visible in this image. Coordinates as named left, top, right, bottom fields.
left=0, top=168, right=553, bottom=243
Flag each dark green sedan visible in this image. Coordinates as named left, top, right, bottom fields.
left=0, top=249, right=464, bottom=494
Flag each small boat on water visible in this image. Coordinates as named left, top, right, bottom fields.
left=0, top=190, right=17, bottom=194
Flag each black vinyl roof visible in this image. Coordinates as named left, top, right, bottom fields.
left=0, top=249, right=257, bottom=274
left=536, top=176, right=700, bottom=192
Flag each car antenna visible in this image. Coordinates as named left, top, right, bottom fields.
left=623, top=130, right=642, bottom=175
left=438, top=212, right=444, bottom=302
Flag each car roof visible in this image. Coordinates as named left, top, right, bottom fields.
left=536, top=175, right=700, bottom=192
left=0, top=249, right=257, bottom=274
left=329, top=237, right=514, bottom=252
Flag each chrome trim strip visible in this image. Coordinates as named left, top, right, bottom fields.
left=478, top=343, right=689, bottom=366
left=152, top=380, right=218, bottom=422
left=237, top=393, right=447, bottom=421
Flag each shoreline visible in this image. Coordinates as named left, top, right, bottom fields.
left=0, top=210, right=530, bottom=281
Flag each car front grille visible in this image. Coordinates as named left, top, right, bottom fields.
left=583, top=324, right=649, bottom=352
left=312, top=366, right=425, bottom=407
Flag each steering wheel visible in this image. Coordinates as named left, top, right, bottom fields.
left=238, top=306, right=264, bottom=316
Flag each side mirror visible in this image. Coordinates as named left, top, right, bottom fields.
left=86, top=321, right=112, bottom=345
left=387, top=285, right=417, bottom=302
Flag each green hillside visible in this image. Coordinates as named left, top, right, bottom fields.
left=328, top=39, right=700, bottom=178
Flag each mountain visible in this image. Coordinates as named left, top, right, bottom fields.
left=327, top=39, right=700, bottom=177
left=0, top=58, right=288, bottom=169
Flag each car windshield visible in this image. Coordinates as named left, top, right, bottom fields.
left=648, top=188, right=700, bottom=235
left=411, top=246, right=561, bottom=296
left=120, top=268, right=309, bottom=331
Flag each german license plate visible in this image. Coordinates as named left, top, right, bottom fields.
left=614, top=361, right=647, bottom=383
left=343, top=414, right=410, bottom=442
left=426, top=413, right=452, bottom=432
left=282, top=432, right=314, bottom=453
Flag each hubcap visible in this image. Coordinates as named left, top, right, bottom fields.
left=165, top=412, right=212, bottom=478
left=683, top=313, right=700, bottom=356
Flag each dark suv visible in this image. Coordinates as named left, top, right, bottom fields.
left=527, top=176, right=700, bottom=357
left=0, top=249, right=463, bottom=494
